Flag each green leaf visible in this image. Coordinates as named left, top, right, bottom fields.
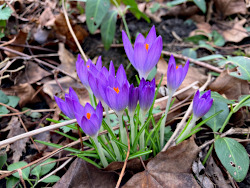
left=41, top=175, right=60, bottom=183
left=122, top=0, right=150, bottom=23
left=0, top=6, right=12, bottom=20
left=0, top=105, right=9, bottom=115
left=193, top=0, right=206, bottom=13
left=238, top=95, right=250, bottom=107
left=150, top=3, right=161, bottom=13
left=8, top=161, right=30, bottom=180
left=31, top=164, right=41, bottom=178
left=22, top=107, right=42, bottom=119
left=215, top=137, right=249, bottom=182
left=184, top=35, right=208, bottom=44
left=196, top=54, right=225, bottom=61
left=86, top=0, right=110, bottom=34
left=212, top=30, right=225, bottom=47
left=6, top=96, right=19, bottom=108
left=147, top=66, right=157, bottom=81
left=182, top=48, right=197, bottom=59
left=40, top=158, right=56, bottom=176
left=0, top=153, right=7, bottom=169
left=166, top=0, right=187, bottom=7
left=210, top=91, right=234, bottom=104
left=0, top=90, right=9, bottom=104
left=101, top=10, right=117, bottom=50
left=202, top=98, right=229, bottom=132
left=6, top=176, right=19, bottom=188
left=226, top=56, right=250, bottom=80
left=198, top=40, right=215, bottom=51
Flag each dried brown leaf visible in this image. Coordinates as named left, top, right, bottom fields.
left=2, top=83, right=40, bottom=107
left=4, top=30, right=28, bottom=57
left=16, top=61, right=51, bottom=84
left=124, top=137, right=200, bottom=188
left=222, top=19, right=248, bottom=43
left=214, top=0, right=246, bottom=17
left=53, top=158, right=117, bottom=188
left=39, top=7, right=55, bottom=27
left=6, top=117, right=29, bottom=163
left=208, top=69, right=249, bottom=100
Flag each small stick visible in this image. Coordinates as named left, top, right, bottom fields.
left=0, top=103, right=41, bottom=153
left=62, top=0, right=88, bottom=62
left=162, top=51, right=223, bottom=73
left=115, top=124, right=130, bottom=188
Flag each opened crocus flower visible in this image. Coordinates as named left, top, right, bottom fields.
left=193, top=90, right=213, bottom=119
left=167, top=54, right=189, bottom=94
left=54, top=87, right=79, bottom=119
left=139, top=78, right=155, bottom=114
left=122, top=26, right=163, bottom=79
left=73, top=101, right=103, bottom=137
left=76, top=54, right=102, bottom=92
left=128, top=84, right=139, bottom=116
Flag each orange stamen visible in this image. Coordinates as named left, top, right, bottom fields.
left=144, top=43, right=149, bottom=52
left=86, top=113, right=91, bottom=119
left=176, top=66, right=179, bottom=70
left=113, top=87, right=120, bottom=94
left=87, top=65, right=90, bottom=68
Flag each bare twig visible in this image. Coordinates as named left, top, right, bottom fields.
left=0, top=36, right=16, bottom=47
left=116, top=124, right=130, bottom=188
left=162, top=51, right=223, bottom=73
left=62, top=0, right=88, bottom=62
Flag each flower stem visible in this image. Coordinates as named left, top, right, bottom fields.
left=113, top=0, right=131, bottom=42
left=118, top=113, right=127, bottom=145
left=139, top=110, right=146, bottom=153
left=103, top=103, right=122, bottom=161
left=160, top=91, right=173, bottom=149
left=129, top=113, right=135, bottom=145
left=93, top=136, right=108, bottom=168
left=176, top=116, right=198, bottom=144
left=88, top=90, right=96, bottom=108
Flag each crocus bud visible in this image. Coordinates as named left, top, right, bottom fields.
left=128, top=84, right=139, bottom=115
left=54, top=87, right=79, bottom=119
left=73, top=101, right=103, bottom=137
left=193, top=90, right=213, bottom=119
left=139, top=78, right=155, bottom=113
left=122, top=26, right=163, bottom=79
left=167, top=54, right=189, bottom=93
left=76, top=54, right=102, bottom=91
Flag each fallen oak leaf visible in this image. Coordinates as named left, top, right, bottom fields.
left=123, top=137, right=200, bottom=187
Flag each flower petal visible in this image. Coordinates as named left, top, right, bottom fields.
left=135, top=33, right=145, bottom=46
left=145, top=25, right=157, bottom=48
left=109, top=61, right=115, bottom=77
left=116, top=64, right=127, bottom=86
left=134, top=42, right=148, bottom=74
left=144, top=36, right=163, bottom=74
left=122, top=30, right=134, bottom=65
left=106, top=87, right=117, bottom=111
left=81, top=116, right=97, bottom=136
left=68, top=87, right=79, bottom=102
left=96, top=56, right=102, bottom=71
left=83, top=103, right=95, bottom=117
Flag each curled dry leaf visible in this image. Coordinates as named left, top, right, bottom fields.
left=2, top=83, right=40, bottom=107
left=16, top=61, right=51, bottom=84
left=214, top=0, right=246, bottom=17
left=53, top=158, right=117, bottom=188
left=39, top=7, right=55, bottom=27
left=4, top=30, right=28, bottom=57
left=54, top=13, right=88, bottom=52
left=208, top=69, right=249, bottom=100
left=1, top=116, right=29, bottom=163
left=123, top=137, right=200, bottom=188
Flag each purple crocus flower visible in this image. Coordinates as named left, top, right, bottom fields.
left=193, top=90, right=213, bottom=119
left=139, top=78, right=155, bottom=113
left=54, top=87, right=79, bottom=119
left=76, top=54, right=102, bottom=91
left=122, top=26, right=163, bottom=79
left=73, top=101, right=103, bottom=137
left=104, top=64, right=129, bottom=114
left=128, top=84, right=139, bottom=115
left=167, top=54, right=189, bottom=93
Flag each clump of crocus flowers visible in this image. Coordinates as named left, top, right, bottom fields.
left=54, top=26, right=213, bottom=168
